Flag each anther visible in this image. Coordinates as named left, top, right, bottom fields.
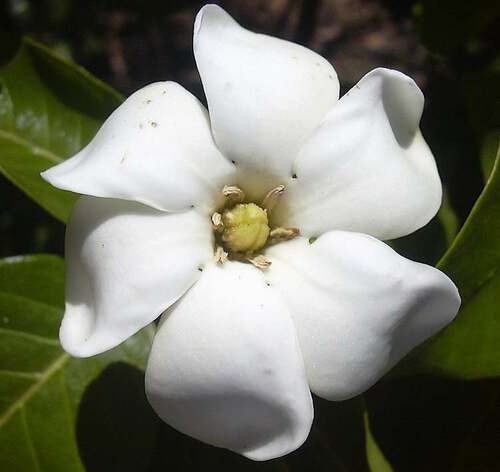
left=269, top=227, right=300, bottom=244
left=222, top=185, right=245, bottom=204
left=211, top=212, right=224, bottom=232
left=214, top=246, right=228, bottom=264
left=261, top=185, right=285, bottom=213
left=247, top=254, right=271, bottom=270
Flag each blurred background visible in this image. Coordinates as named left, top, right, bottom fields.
left=1, top=2, right=500, bottom=470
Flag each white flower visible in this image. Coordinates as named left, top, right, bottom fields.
left=41, top=4, right=460, bottom=461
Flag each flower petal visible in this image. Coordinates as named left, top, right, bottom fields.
left=265, top=232, right=460, bottom=400
left=61, top=196, right=212, bottom=357
left=193, top=5, right=339, bottom=198
left=277, top=68, right=442, bottom=240
left=146, top=261, right=313, bottom=461
left=42, top=82, right=235, bottom=213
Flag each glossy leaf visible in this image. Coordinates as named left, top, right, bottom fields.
left=0, top=254, right=157, bottom=472
left=0, top=38, right=122, bottom=222
left=401, top=142, right=500, bottom=378
left=364, top=413, right=393, bottom=472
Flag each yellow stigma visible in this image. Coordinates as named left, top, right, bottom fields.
left=222, top=203, right=270, bottom=253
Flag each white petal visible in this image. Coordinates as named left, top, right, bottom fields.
left=277, top=68, right=442, bottom=240
left=146, top=261, right=313, bottom=461
left=265, top=232, right=460, bottom=400
left=61, top=196, right=212, bottom=357
left=42, top=82, right=235, bottom=213
left=194, top=5, right=339, bottom=198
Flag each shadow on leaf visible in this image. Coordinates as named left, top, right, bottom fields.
left=76, top=363, right=376, bottom=471
left=366, top=376, right=500, bottom=472
left=146, top=396, right=372, bottom=472
left=76, top=362, right=160, bottom=472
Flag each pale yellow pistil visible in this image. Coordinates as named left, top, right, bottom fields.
left=221, top=203, right=270, bottom=254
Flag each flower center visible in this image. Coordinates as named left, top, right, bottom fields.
left=221, top=203, right=270, bottom=253
left=211, top=184, right=299, bottom=269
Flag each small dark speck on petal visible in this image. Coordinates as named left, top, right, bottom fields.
left=231, top=160, right=236, bottom=165
left=198, top=267, right=203, bottom=272
left=292, top=173, right=298, bottom=179
left=139, top=123, right=143, bottom=129
left=265, top=281, right=271, bottom=286
left=120, top=156, right=126, bottom=164
left=162, top=90, right=166, bottom=95
left=146, top=99, right=152, bottom=104
left=355, top=85, right=360, bottom=89
left=150, top=121, right=158, bottom=127
left=328, top=74, right=333, bottom=80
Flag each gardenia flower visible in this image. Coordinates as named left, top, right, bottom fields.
left=41, top=4, right=461, bottom=461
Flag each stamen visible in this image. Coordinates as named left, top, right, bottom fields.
left=214, top=246, right=228, bottom=264
left=247, top=254, right=271, bottom=270
left=261, top=185, right=285, bottom=213
left=211, top=212, right=224, bottom=232
left=222, top=185, right=245, bottom=204
left=269, top=227, right=300, bottom=244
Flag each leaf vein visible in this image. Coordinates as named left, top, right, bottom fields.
left=0, top=326, right=59, bottom=345
left=0, top=354, right=69, bottom=428
left=0, top=129, right=63, bottom=164
left=0, top=370, right=41, bottom=379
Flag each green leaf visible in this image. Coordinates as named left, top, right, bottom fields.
left=0, top=38, right=122, bottom=223
left=401, top=142, right=500, bottom=378
left=364, top=413, right=393, bottom=472
left=480, top=130, right=500, bottom=180
left=0, top=254, right=157, bottom=472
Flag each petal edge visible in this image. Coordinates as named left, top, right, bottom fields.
left=61, top=196, right=213, bottom=357
left=266, top=232, right=460, bottom=400
left=146, top=261, right=313, bottom=460
left=278, top=68, right=442, bottom=240
left=42, top=82, right=235, bottom=213
left=194, top=5, right=340, bottom=199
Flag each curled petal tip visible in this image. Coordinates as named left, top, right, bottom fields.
left=194, top=4, right=235, bottom=44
